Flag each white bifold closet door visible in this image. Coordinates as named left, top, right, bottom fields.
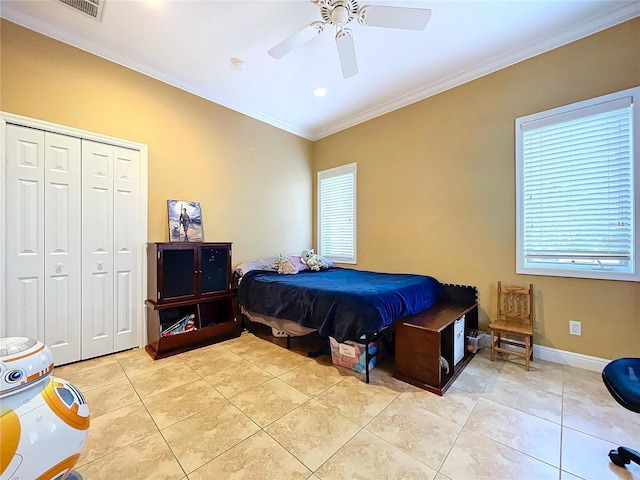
left=81, top=141, right=140, bottom=359
left=5, top=125, right=82, bottom=365
left=4, top=124, right=141, bottom=365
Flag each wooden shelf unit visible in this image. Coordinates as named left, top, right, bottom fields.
left=394, top=285, right=478, bottom=395
left=144, top=242, right=241, bottom=360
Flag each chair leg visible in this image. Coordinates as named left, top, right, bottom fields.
left=490, top=329, right=495, bottom=362
left=525, top=338, right=530, bottom=371
left=527, top=336, right=534, bottom=371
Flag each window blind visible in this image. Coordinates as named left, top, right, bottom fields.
left=520, top=97, right=632, bottom=266
left=318, top=164, right=356, bottom=263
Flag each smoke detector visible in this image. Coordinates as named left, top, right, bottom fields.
left=59, top=0, right=105, bottom=22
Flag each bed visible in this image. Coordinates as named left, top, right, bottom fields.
left=235, top=256, right=478, bottom=384
left=237, top=268, right=443, bottom=342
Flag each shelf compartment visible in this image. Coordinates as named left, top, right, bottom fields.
left=145, top=296, right=240, bottom=359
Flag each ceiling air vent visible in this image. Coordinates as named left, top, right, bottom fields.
left=59, top=0, right=105, bottom=22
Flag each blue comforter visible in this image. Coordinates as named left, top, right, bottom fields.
left=237, top=268, right=442, bottom=343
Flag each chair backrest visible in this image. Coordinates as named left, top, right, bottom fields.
left=497, top=281, right=534, bottom=326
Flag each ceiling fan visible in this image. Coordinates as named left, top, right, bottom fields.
left=268, top=0, right=432, bottom=78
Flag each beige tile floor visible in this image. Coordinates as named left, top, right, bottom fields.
left=54, top=329, right=640, bottom=480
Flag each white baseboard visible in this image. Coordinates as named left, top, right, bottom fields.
left=487, top=335, right=611, bottom=372
left=533, top=344, right=610, bottom=373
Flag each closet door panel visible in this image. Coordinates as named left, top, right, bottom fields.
left=44, top=132, right=82, bottom=365
left=113, top=147, right=140, bottom=351
left=3, top=116, right=144, bottom=363
left=5, top=125, right=45, bottom=339
left=81, top=140, right=114, bottom=359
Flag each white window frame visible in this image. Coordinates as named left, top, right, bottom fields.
left=516, top=87, right=639, bottom=282
left=317, top=162, right=357, bottom=264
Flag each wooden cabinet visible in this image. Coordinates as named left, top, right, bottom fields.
left=147, top=242, right=232, bottom=303
left=394, top=285, right=478, bottom=396
left=144, top=242, right=241, bottom=359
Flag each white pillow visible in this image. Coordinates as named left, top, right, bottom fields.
left=234, top=256, right=279, bottom=278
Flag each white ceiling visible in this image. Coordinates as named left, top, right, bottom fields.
left=1, top=0, right=638, bottom=140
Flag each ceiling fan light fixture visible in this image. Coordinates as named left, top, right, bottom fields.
left=331, top=5, right=350, bottom=26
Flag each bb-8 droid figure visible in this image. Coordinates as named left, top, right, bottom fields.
left=0, top=337, right=90, bottom=480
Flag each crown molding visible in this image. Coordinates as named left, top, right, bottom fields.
left=0, top=5, right=315, bottom=140
left=309, top=2, right=640, bottom=140
left=3, top=2, right=637, bottom=143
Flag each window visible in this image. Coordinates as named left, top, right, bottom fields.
left=516, top=87, right=639, bottom=281
left=318, top=163, right=356, bottom=264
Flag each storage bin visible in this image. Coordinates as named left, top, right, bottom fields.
left=466, top=329, right=488, bottom=353
left=329, top=337, right=378, bottom=374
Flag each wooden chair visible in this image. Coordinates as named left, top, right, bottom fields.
left=489, top=281, right=534, bottom=371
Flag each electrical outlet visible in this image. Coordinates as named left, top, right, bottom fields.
left=569, top=320, right=582, bottom=336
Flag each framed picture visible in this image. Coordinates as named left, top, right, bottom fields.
left=168, top=200, right=203, bottom=242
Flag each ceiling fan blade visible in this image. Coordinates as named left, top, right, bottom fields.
left=335, top=28, right=358, bottom=78
left=268, top=22, right=325, bottom=59
left=358, top=6, right=432, bottom=30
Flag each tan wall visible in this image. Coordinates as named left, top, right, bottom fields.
left=2, top=18, right=639, bottom=359
left=0, top=19, right=313, bottom=264
left=313, top=19, right=640, bottom=359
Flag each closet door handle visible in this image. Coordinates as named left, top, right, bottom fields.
left=97, top=261, right=104, bottom=271
left=55, top=263, right=63, bottom=273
